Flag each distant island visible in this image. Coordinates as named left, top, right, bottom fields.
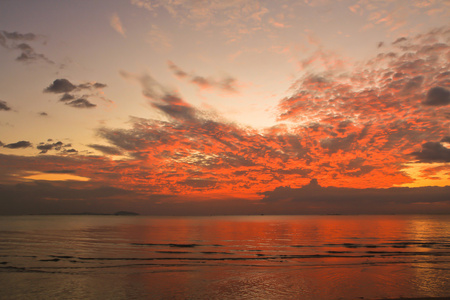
left=29, top=211, right=140, bottom=216
left=113, top=211, right=139, bottom=216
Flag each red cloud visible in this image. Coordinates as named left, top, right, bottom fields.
left=2, top=28, right=449, bottom=206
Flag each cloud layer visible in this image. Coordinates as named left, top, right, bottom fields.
left=0, top=25, right=449, bottom=214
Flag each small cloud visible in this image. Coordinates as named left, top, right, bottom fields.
left=167, top=61, right=188, bottom=78
left=168, top=61, right=239, bottom=94
left=66, top=98, right=96, bottom=109
left=44, top=79, right=77, bottom=94
left=422, top=87, right=450, bottom=106
left=64, top=148, right=78, bottom=153
left=3, top=141, right=32, bottom=149
left=110, top=13, right=126, bottom=37
left=60, top=93, right=75, bottom=102
left=392, top=37, right=407, bottom=45
left=0, top=100, right=11, bottom=111
left=93, top=82, right=107, bottom=89
left=88, top=144, right=123, bottom=155
left=38, top=112, right=48, bottom=116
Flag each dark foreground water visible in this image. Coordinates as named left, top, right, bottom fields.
left=1, top=215, right=450, bottom=300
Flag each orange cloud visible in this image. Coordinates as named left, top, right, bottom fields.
left=2, top=28, right=449, bottom=208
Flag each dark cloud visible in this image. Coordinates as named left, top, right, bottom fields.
left=37, top=141, right=64, bottom=154
left=93, top=82, right=107, bottom=89
left=60, top=93, right=75, bottom=101
left=0, top=100, right=11, bottom=111
left=0, top=31, right=53, bottom=64
left=1, top=31, right=36, bottom=41
left=441, top=136, right=450, bottom=143
left=66, top=98, right=96, bottom=108
left=392, top=37, right=407, bottom=45
left=3, top=141, right=32, bottom=149
left=422, top=87, right=450, bottom=106
left=77, top=82, right=108, bottom=90
left=64, top=149, right=78, bottom=153
left=15, top=43, right=53, bottom=64
left=120, top=71, right=198, bottom=121
left=412, top=141, right=450, bottom=162
left=44, top=79, right=108, bottom=95
left=88, top=144, right=123, bottom=155
left=44, top=79, right=108, bottom=109
left=39, top=112, right=48, bottom=116
left=44, top=79, right=77, bottom=94
left=259, top=179, right=450, bottom=214
left=43, top=170, right=76, bottom=174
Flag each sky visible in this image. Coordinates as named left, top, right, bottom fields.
left=0, top=0, right=449, bottom=215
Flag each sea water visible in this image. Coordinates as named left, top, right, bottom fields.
left=1, top=215, right=450, bottom=299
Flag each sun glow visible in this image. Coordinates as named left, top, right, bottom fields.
left=398, top=163, right=450, bottom=188
left=23, top=172, right=91, bottom=182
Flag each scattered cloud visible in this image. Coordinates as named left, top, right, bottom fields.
left=110, top=13, right=126, bottom=37
left=3, top=141, right=32, bottom=149
left=43, top=78, right=108, bottom=109
left=131, top=0, right=274, bottom=40
left=0, top=30, right=53, bottom=64
left=36, top=141, right=74, bottom=154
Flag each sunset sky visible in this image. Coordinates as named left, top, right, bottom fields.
left=1, top=0, right=449, bottom=215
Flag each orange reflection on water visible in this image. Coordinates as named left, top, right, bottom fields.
left=109, top=215, right=450, bottom=299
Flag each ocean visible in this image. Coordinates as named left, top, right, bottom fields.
left=1, top=215, right=450, bottom=299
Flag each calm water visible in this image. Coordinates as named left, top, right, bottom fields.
left=1, top=215, right=450, bottom=299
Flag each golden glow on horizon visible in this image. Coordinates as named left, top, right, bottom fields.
left=23, top=172, right=91, bottom=182
left=398, top=163, right=450, bottom=188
